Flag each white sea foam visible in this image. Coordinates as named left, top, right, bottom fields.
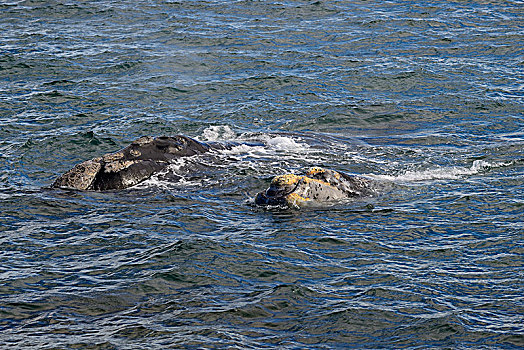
left=133, top=157, right=195, bottom=189
left=369, top=160, right=511, bottom=182
left=201, top=127, right=311, bottom=156
left=265, top=135, right=307, bottom=151
left=201, top=125, right=237, bottom=142
left=225, top=144, right=268, bottom=155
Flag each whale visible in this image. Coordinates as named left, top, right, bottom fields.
left=254, top=167, right=373, bottom=208
left=52, top=135, right=212, bottom=191
left=52, top=136, right=375, bottom=206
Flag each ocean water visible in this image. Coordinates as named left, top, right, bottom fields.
left=1, top=0, right=523, bottom=349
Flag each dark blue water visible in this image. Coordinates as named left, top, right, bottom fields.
left=1, top=1, right=523, bottom=349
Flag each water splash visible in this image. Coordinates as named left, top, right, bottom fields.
left=201, top=125, right=237, bottom=142
left=264, top=135, right=308, bottom=151
left=369, top=160, right=514, bottom=182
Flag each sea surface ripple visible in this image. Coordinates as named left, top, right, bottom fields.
left=0, top=1, right=523, bottom=349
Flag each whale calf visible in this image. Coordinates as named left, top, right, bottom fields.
left=254, top=167, right=373, bottom=208
left=52, top=135, right=210, bottom=191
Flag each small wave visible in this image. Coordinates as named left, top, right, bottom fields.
left=370, top=160, right=514, bottom=182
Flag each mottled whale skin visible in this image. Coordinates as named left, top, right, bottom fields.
left=52, top=135, right=210, bottom=191
left=255, top=167, right=373, bottom=208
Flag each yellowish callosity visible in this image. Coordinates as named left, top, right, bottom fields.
left=130, top=149, right=141, bottom=157
left=269, top=168, right=348, bottom=207
left=286, top=177, right=341, bottom=206
left=104, top=160, right=136, bottom=173
left=305, top=167, right=325, bottom=176
left=306, top=167, right=341, bottom=180
left=271, top=174, right=302, bottom=186
left=133, top=136, right=153, bottom=146
left=103, top=152, right=124, bottom=162
left=285, top=192, right=311, bottom=204
left=286, top=192, right=311, bottom=202
left=302, top=175, right=334, bottom=188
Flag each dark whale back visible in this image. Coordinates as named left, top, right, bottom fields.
left=52, top=135, right=210, bottom=191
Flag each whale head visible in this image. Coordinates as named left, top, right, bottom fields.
left=255, top=167, right=372, bottom=208
left=52, top=135, right=210, bottom=191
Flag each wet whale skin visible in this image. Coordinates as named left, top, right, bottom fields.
left=52, top=135, right=210, bottom=191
